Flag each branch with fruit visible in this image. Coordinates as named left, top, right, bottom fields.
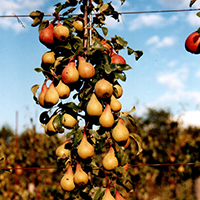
left=30, top=0, right=143, bottom=199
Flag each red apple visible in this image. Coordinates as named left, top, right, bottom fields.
left=185, top=31, right=200, bottom=54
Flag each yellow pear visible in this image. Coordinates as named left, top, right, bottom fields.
left=77, top=133, right=94, bottom=159
left=54, top=22, right=69, bottom=42
left=99, top=104, right=114, bottom=128
left=73, top=20, right=84, bottom=32
left=45, top=114, right=58, bottom=135
left=74, top=162, right=89, bottom=186
left=86, top=93, right=103, bottom=116
left=112, top=118, right=129, bottom=143
left=38, top=82, right=48, bottom=108
left=102, top=187, right=115, bottom=200
left=78, top=56, right=95, bottom=79
left=42, top=51, right=55, bottom=65
left=62, top=113, right=77, bottom=128
left=61, top=59, right=79, bottom=84
left=113, top=84, right=123, bottom=98
left=55, top=140, right=70, bottom=157
left=110, top=95, right=122, bottom=112
left=56, top=80, right=70, bottom=99
left=44, top=82, right=59, bottom=107
left=60, top=164, right=75, bottom=191
left=94, top=79, right=113, bottom=98
left=102, top=146, right=118, bottom=171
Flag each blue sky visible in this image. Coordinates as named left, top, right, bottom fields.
left=1, top=0, right=200, bottom=133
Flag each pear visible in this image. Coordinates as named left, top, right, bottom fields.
left=102, top=146, right=118, bottom=171
left=102, top=187, right=115, bottom=200
left=110, top=95, right=122, bottom=112
left=54, top=22, right=69, bottom=42
left=113, top=84, right=123, bottom=98
left=44, top=82, right=59, bottom=107
left=38, top=82, right=48, bottom=108
left=78, top=56, right=95, bottom=79
left=56, top=80, right=70, bottom=99
left=62, top=113, right=77, bottom=128
left=122, top=163, right=129, bottom=172
left=74, top=162, right=89, bottom=186
left=112, top=118, right=129, bottom=143
left=86, top=93, right=103, bottom=116
left=111, top=52, right=126, bottom=65
left=56, top=140, right=70, bottom=158
left=124, top=137, right=130, bottom=148
left=115, top=190, right=125, bottom=200
left=99, top=104, right=114, bottom=128
left=15, top=163, right=23, bottom=176
left=61, top=59, right=79, bottom=84
left=60, top=164, right=75, bottom=191
left=39, top=23, right=54, bottom=48
left=77, top=133, right=94, bottom=159
left=94, top=79, right=113, bottom=99
left=45, top=114, right=58, bottom=135
left=73, top=20, right=84, bottom=32
left=42, top=51, right=55, bottom=65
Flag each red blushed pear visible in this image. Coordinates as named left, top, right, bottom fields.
left=102, top=187, right=115, bottom=200
left=54, top=22, right=69, bottom=42
left=110, top=52, right=126, bottom=65
left=61, top=59, right=79, bottom=84
left=60, top=164, right=75, bottom=191
left=39, top=23, right=54, bottom=48
left=185, top=31, right=200, bottom=54
left=115, top=190, right=125, bottom=200
left=78, top=56, right=95, bottom=79
left=38, top=82, right=48, bottom=108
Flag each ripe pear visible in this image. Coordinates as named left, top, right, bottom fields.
left=73, top=20, right=84, bottom=32
left=54, top=22, right=69, bottom=42
left=15, top=164, right=23, bottom=176
left=99, top=104, right=114, bottom=128
left=122, top=163, right=129, bottom=172
left=42, top=51, right=55, bottom=65
left=94, top=79, right=113, bottom=99
left=74, top=162, right=89, bottom=186
left=61, top=59, right=79, bottom=84
left=102, top=146, right=118, bottom=171
left=44, top=82, right=59, bottom=107
left=56, top=140, right=70, bottom=157
left=86, top=93, right=103, bottom=116
left=38, top=82, right=48, bottom=108
left=113, top=84, right=123, bottom=98
left=45, top=114, right=58, bottom=135
left=112, top=118, right=129, bottom=143
left=39, top=23, right=54, bottom=48
left=78, top=56, right=95, bottom=79
left=111, top=52, right=126, bottom=65
left=110, top=95, right=122, bottom=112
left=62, top=113, right=77, bottom=128
left=77, top=133, right=94, bottom=159
left=60, top=164, right=75, bottom=191
left=56, top=80, right=70, bottom=99
left=102, top=187, right=115, bottom=200
left=115, top=190, right=125, bottom=200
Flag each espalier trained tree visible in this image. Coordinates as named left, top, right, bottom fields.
left=30, top=0, right=143, bottom=199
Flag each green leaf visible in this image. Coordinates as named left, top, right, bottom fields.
left=73, top=129, right=83, bottom=146
left=197, top=12, right=200, bottom=18
left=31, top=84, right=40, bottom=97
left=93, top=188, right=104, bottom=200
left=104, top=64, right=112, bottom=74
left=62, top=7, right=76, bottom=16
left=129, top=133, right=143, bottom=156
left=53, top=115, right=64, bottom=133
left=34, top=68, right=43, bottom=73
left=113, top=71, right=126, bottom=81
left=111, top=63, right=132, bottom=71
left=55, top=4, right=63, bottom=12
left=120, top=0, right=126, bottom=5
left=134, top=50, right=143, bottom=61
left=99, top=3, right=109, bottom=13
left=38, top=20, right=49, bottom=34
left=101, top=27, right=108, bottom=37
left=94, top=0, right=103, bottom=4
left=91, top=39, right=105, bottom=50
left=117, top=147, right=129, bottom=166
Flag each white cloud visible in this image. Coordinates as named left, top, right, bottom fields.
left=146, top=35, right=176, bottom=48
left=157, top=0, right=200, bottom=8
left=157, top=67, right=188, bottom=89
left=195, top=70, right=200, bottom=77
left=186, top=12, right=200, bottom=27
left=129, top=14, right=178, bottom=31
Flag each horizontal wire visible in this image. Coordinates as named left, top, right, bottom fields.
left=0, top=7, right=200, bottom=18
left=1, top=162, right=200, bottom=171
